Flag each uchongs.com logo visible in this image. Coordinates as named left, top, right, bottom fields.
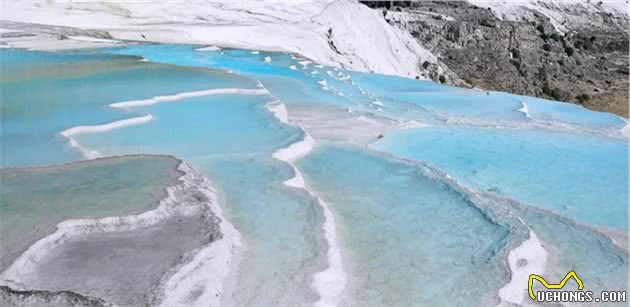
left=528, top=271, right=627, bottom=303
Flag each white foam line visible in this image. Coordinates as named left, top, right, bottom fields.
left=109, top=88, right=268, bottom=109
left=195, top=46, right=221, bottom=51
left=317, top=79, right=331, bottom=91
left=398, top=120, right=429, bottom=129
left=155, top=163, right=242, bottom=307
left=272, top=132, right=314, bottom=163
left=266, top=101, right=289, bottom=124
left=65, top=136, right=102, bottom=160
left=60, top=114, right=153, bottom=159
left=310, top=193, right=345, bottom=307
left=518, top=101, right=530, bottom=118
left=0, top=162, right=242, bottom=307
left=620, top=120, right=629, bottom=138
left=61, top=114, right=153, bottom=137
left=60, top=87, right=268, bottom=160
left=497, top=219, right=548, bottom=306
left=266, top=101, right=346, bottom=307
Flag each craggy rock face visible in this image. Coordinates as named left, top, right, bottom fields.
left=0, top=286, right=112, bottom=307
left=366, top=1, right=629, bottom=117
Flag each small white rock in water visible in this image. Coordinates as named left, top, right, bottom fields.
left=251, top=50, right=259, bottom=54
left=196, top=46, right=221, bottom=51
left=264, top=56, right=272, bottom=63
left=289, top=65, right=297, bottom=70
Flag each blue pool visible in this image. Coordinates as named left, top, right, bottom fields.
left=1, top=45, right=627, bottom=306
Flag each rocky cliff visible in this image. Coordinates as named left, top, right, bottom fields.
left=363, top=0, right=629, bottom=116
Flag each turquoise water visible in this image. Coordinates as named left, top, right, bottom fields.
left=77, top=94, right=301, bottom=158
left=519, top=94, right=626, bottom=128
left=1, top=46, right=627, bottom=306
left=73, top=86, right=324, bottom=305
left=106, top=44, right=355, bottom=108
left=373, top=127, right=629, bottom=230
left=203, top=158, right=324, bottom=306
left=350, top=72, right=525, bottom=121
left=297, top=145, right=509, bottom=306
left=0, top=49, right=257, bottom=167
left=510, top=204, right=628, bottom=306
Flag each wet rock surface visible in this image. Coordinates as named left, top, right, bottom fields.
left=0, top=157, right=224, bottom=307
left=20, top=212, right=219, bottom=307
left=0, top=286, right=114, bottom=307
